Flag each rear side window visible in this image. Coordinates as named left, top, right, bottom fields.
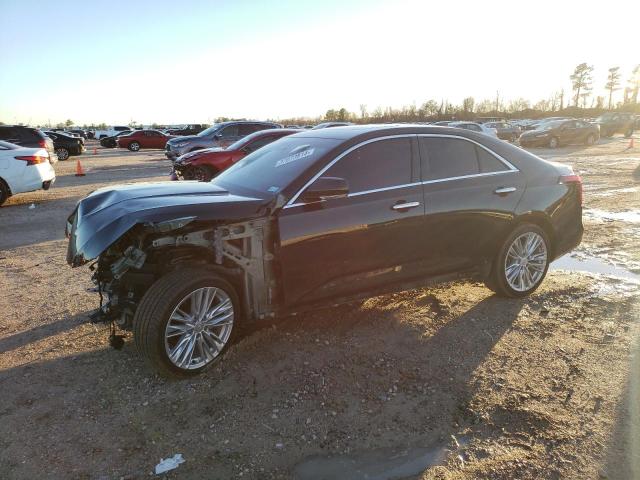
left=220, top=125, right=239, bottom=137
left=325, top=138, right=413, bottom=193
left=420, top=137, right=508, bottom=180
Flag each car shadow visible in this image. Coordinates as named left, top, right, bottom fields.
left=0, top=288, right=527, bottom=478
left=0, top=313, right=89, bottom=355
left=602, top=344, right=640, bottom=479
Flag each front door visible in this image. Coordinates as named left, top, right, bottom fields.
left=277, top=136, right=426, bottom=307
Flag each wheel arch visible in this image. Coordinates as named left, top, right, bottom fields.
left=511, top=212, right=556, bottom=258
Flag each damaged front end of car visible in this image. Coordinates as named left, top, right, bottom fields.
left=65, top=182, right=279, bottom=345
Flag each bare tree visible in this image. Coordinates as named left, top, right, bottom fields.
left=359, top=104, right=367, bottom=119
left=462, top=97, right=475, bottom=113
left=605, top=67, right=621, bottom=110
left=628, top=65, right=640, bottom=104
left=570, top=63, right=594, bottom=107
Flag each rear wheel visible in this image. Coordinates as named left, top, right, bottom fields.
left=0, top=179, right=10, bottom=206
left=56, top=147, right=69, bottom=160
left=133, top=268, right=240, bottom=378
left=485, top=224, right=550, bottom=298
left=128, top=141, right=140, bottom=152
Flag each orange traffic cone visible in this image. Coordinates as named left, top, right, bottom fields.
left=93, top=147, right=98, bottom=155
left=75, top=159, right=86, bottom=177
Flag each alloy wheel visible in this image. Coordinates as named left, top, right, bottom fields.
left=164, top=287, right=234, bottom=370
left=504, top=232, right=548, bottom=292
left=56, top=148, right=69, bottom=160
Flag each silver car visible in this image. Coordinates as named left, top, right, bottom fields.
left=165, top=121, right=281, bottom=159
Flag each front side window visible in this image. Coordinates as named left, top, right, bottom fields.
left=323, top=138, right=413, bottom=194
left=220, top=125, right=239, bottom=138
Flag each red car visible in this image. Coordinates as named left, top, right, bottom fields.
left=117, top=130, right=174, bottom=151
left=172, top=128, right=298, bottom=181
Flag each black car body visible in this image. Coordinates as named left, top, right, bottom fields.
left=67, top=129, right=88, bottom=139
left=519, top=119, right=599, bottom=148
left=44, top=131, right=86, bottom=160
left=0, top=125, right=57, bottom=162
left=595, top=112, right=635, bottom=138
left=100, top=131, right=133, bottom=148
left=66, top=125, right=583, bottom=377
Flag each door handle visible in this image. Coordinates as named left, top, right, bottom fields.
left=494, top=187, right=516, bottom=195
left=392, top=201, right=420, bottom=211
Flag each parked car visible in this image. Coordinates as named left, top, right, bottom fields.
left=116, top=130, right=174, bottom=151
left=484, top=122, right=521, bottom=142
left=519, top=119, right=600, bottom=148
left=66, top=124, right=583, bottom=377
left=311, top=122, right=354, bottom=129
left=166, top=124, right=208, bottom=136
left=0, top=141, right=55, bottom=206
left=595, top=112, right=635, bottom=138
left=43, top=131, right=86, bottom=160
left=93, top=126, right=133, bottom=139
left=0, top=125, right=57, bottom=162
left=66, top=129, right=88, bottom=139
left=172, top=128, right=298, bottom=181
left=165, top=121, right=281, bottom=160
left=448, top=121, right=498, bottom=137
left=99, top=130, right=134, bottom=148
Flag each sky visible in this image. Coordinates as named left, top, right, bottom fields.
left=0, top=0, right=638, bottom=126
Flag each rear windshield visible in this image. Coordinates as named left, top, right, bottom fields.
left=213, top=136, right=340, bottom=196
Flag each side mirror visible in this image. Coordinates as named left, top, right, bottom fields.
left=213, top=134, right=222, bottom=140
left=300, top=176, right=349, bottom=203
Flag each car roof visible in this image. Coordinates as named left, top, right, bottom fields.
left=289, top=124, right=495, bottom=142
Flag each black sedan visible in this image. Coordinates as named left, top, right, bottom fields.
left=66, top=125, right=583, bottom=377
left=519, top=119, right=599, bottom=148
left=44, top=131, right=85, bottom=160
left=99, top=130, right=133, bottom=148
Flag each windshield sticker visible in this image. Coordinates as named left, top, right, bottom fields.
left=267, top=186, right=280, bottom=193
left=275, top=147, right=314, bottom=168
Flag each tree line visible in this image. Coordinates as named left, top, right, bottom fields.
left=278, top=63, right=640, bottom=125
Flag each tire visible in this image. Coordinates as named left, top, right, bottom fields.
left=128, top=141, right=140, bottom=152
left=190, top=165, right=216, bottom=182
left=485, top=223, right=550, bottom=298
left=56, top=147, right=70, bottom=161
left=585, top=134, right=596, bottom=146
left=133, top=268, right=240, bottom=378
left=548, top=136, right=559, bottom=148
left=624, top=129, right=634, bottom=138
left=0, top=179, right=10, bottom=206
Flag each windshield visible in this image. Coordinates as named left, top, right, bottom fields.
left=197, top=124, right=221, bottom=137
left=213, top=136, right=340, bottom=196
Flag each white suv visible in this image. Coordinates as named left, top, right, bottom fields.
left=0, top=141, right=56, bottom=206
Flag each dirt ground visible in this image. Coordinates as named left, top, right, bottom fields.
left=0, top=137, right=638, bottom=479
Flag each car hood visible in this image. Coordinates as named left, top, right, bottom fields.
left=176, top=147, right=225, bottom=163
left=66, top=181, right=267, bottom=266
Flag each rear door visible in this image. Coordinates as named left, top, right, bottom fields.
left=418, top=135, right=525, bottom=274
left=278, top=135, right=426, bottom=307
left=218, top=124, right=240, bottom=147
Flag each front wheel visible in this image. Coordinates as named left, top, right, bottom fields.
left=185, top=165, right=216, bottom=182
left=128, top=141, right=140, bottom=152
left=485, top=224, right=550, bottom=298
left=133, top=268, right=240, bottom=378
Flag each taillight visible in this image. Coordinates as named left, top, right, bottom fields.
left=15, top=155, right=49, bottom=165
left=38, top=138, right=46, bottom=148
left=559, top=174, right=583, bottom=206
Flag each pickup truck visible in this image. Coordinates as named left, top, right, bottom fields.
left=92, top=126, right=133, bottom=140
